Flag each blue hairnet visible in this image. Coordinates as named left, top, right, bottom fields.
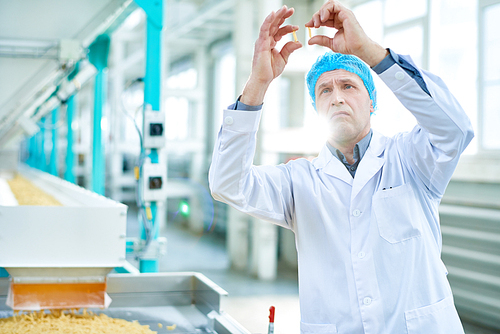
left=306, top=52, right=377, bottom=111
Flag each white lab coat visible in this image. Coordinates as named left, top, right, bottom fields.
left=209, top=58, right=474, bottom=334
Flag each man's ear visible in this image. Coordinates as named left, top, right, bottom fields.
left=369, top=100, right=375, bottom=115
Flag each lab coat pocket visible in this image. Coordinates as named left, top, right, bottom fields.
left=300, top=322, right=338, bottom=333
left=373, top=184, right=422, bottom=244
left=405, top=295, right=464, bottom=334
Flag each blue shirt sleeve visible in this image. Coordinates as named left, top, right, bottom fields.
left=228, top=95, right=263, bottom=111
left=372, top=49, right=431, bottom=96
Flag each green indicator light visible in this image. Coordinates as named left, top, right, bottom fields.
left=180, top=201, right=190, bottom=216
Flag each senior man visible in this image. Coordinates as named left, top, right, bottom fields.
left=209, top=1, right=474, bottom=333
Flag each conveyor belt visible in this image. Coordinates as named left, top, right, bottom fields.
left=0, top=306, right=216, bottom=333
left=95, top=306, right=216, bottom=333
left=0, top=272, right=250, bottom=334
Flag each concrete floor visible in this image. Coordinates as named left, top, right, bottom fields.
left=160, top=222, right=300, bottom=334
left=125, top=204, right=498, bottom=334
left=126, top=205, right=300, bottom=333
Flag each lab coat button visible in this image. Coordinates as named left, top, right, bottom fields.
left=224, top=116, right=234, bottom=125
left=395, top=71, right=405, bottom=80
left=363, top=297, right=372, bottom=305
left=358, top=251, right=365, bottom=259
left=353, top=209, right=361, bottom=217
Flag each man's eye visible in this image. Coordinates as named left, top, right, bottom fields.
left=345, top=85, right=353, bottom=89
left=321, top=88, right=330, bottom=94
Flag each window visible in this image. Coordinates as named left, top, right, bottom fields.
left=352, top=0, right=496, bottom=156
left=354, top=0, right=383, bottom=44
left=212, top=46, right=235, bottom=141
left=384, top=0, right=427, bottom=26
left=429, top=0, right=478, bottom=154
left=480, top=0, right=500, bottom=150
left=384, top=25, right=424, bottom=67
left=164, top=96, right=190, bottom=140
left=353, top=0, right=429, bottom=137
left=165, top=66, right=197, bottom=141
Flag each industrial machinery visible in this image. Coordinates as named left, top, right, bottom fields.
left=0, top=272, right=248, bottom=333
left=0, top=0, right=251, bottom=331
left=0, top=161, right=249, bottom=333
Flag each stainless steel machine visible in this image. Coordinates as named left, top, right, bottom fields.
left=0, top=272, right=249, bottom=333
left=0, top=164, right=250, bottom=333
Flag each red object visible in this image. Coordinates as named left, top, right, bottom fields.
left=269, top=306, right=275, bottom=323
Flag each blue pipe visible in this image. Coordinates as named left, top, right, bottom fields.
left=143, top=20, right=162, bottom=112
left=0, top=268, right=9, bottom=278
left=27, top=135, right=36, bottom=167
left=89, top=35, right=110, bottom=196
left=32, top=133, right=39, bottom=168
left=92, top=70, right=106, bottom=195
left=49, top=107, right=59, bottom=176
left=135, top=0, right=163, bottom=273
left=65, top=95, right=76, bottom=183
left=38, top=117, right=46, bottom=171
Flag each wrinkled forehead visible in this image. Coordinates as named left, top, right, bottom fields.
left=315, top=69, right=364, bottom=91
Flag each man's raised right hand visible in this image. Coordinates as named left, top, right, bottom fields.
left=240, top=5, right=302, bottom=106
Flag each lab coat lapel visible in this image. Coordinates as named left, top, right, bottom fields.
left=351, top=131, right=386, bottom=200
left=313, top=145, right=353, bottom=186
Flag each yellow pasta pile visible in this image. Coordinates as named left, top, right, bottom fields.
left=6, top=174, right=62, bottom=206
left=0, top=310, right=157, bottom=334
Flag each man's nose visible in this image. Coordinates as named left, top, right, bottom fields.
left=331, top=89, right=345, bottom=106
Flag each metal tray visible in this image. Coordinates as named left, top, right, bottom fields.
left=0, top=272, right=250, bottom=334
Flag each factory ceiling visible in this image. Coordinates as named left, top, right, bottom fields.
left=0, top=0, right=235, bottom=143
